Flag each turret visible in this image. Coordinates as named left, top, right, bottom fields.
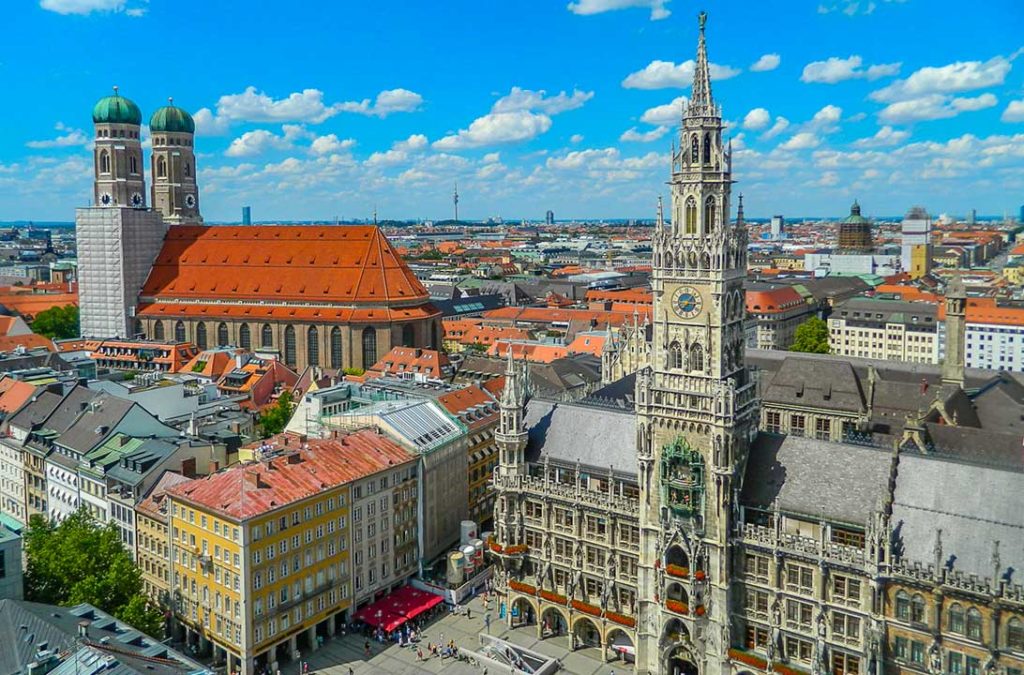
left=495, top=348, right=528, bottom=476
left=91, top=87, right=146, bottom=209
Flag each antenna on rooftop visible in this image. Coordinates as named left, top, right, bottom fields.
left=453, top=182, right=460, bottom=224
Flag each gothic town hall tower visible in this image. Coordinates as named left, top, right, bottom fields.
left=635, top=12, right=759, bottom=674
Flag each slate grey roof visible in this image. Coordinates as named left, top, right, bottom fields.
left=758, top=356, right=865, bottom=414
left=0, top=600, right=207, bottom=675
left=54, top=394, right=134, bottom=455
left=891, top=454, right=1024, bottom=580
left=741, top=433, right=894, bottom=525
left=6, top=389, right=62, bottom=432
left=523, top=398, right=637, bottom=477
left=920, top=423, right=1024, bottom=469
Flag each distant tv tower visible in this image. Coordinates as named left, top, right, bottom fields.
left=453, top=182, right=460, bottom=223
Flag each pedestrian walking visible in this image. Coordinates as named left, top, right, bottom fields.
left=467, top=607, right=472, bottom=620
left=485, top=613, right=491, bottom=633
left=363, top=640, right=370, bottom=657
left=416, top=648, right=423, bottom=661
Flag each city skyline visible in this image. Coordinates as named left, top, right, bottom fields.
left=2, top=0, right=1023, bottom=222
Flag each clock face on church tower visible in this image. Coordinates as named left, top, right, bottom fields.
left=185, top=194, right=196, bottom=209
left=671, top=286, right=703, bottom=319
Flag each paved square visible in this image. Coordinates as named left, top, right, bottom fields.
left=299, top=593, right=636, bottom=674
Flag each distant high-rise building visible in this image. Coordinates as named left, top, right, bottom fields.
left=837, top=200, right=873, bottom=253
left=545, top=209, right=554, bottom=225
left=901, top=206, right=932, bottom=279
left=770, top=214, right=784, bottom=238
left=242, top=206, right=251, bottom=225
left=968, top=208, right=976, bottom=225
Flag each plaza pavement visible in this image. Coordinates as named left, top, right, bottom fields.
left=300, top=592, right=636, bottom=674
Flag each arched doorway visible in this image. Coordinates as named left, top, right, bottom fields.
left=540, top=607, right=567, bottom=638
left=606, top=628, right=635, bottom=665
left=511, top=597, right=535, bottom=629
left=572, top=616, right=601, bottom=651
left=666, top=645, right=699, bottom=675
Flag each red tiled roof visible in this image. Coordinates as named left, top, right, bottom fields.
left=486, top=341, right=569, bottom=363
left=167, top=430, right=416, bottom=520
left=482, top=306, right=648, bottom=326
left=136, top=301, right=438, bottom=324
left=746, top=287, right=805, bottom=314
left=0, top=379, right=37, bottom=413
left=566, top=333, right=607, bottom=357
left=0, top=333, right=55, bottom=353
left=141, top=225, right=432, bottom=306
left=366, top=347, right=450, bottom=379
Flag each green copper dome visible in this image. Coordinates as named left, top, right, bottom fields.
left=150, top=100, right=195, bottom=134
left=92, top=88, right=142, bottom=125
left=842, top=199, right=870, bottom=224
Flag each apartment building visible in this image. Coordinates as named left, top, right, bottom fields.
left=137, top=470, right=191, bottom=607
left=828, top=298, right=940, bottom=364
left=744, top=284, right=815, bottom=351
left=165, top=430, right=416, bottom=675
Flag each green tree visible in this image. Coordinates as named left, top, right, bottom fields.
left=30, top=304, right=80, bottom=339
left=24, top=510, right=163, bottom=637
left=790, top=316, right=831, bottom=354
left=258, top=390, right=294, bottom=437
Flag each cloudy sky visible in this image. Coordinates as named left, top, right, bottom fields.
left=3, top=0, right=1024, bottom=222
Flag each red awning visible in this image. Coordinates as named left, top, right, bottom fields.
left=353, top=586, right=445, bottom=631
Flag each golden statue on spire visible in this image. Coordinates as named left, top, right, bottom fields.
left=698, top=10, right=707, bottom=31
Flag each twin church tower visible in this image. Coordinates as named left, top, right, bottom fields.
left=77, top=89, right=203, bottom=338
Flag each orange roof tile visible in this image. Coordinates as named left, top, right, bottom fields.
left=168, top=430, right=416, bottom=520
left=0, top=379, right=37, bottom=413
left=0, top=294, right=78, bottom=319
left=486, top=341, right=569, bottom=363
left=141, top=225, right=433, bottom=307
left=746, top=287, right=806, bottom=314
left=566, top=333, right=607, bottom=357
left=0, top=333, right=55, bottom=353
left=137, top=301, right=438, bottom=325
left=366, top=347, right=451, bottom=379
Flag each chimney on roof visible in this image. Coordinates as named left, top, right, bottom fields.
left=243, top=470, right=260, bottom=488
left=209, top=460, right=220, bottom=474
left=283, top=436, right=289, bottom=446
left=77, top=620, right=90, bottom=638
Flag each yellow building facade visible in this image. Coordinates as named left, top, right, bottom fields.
left=166, top=431, right=416, bottom=675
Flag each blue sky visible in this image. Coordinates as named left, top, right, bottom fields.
left=2, top=0, right=1023, bottom=222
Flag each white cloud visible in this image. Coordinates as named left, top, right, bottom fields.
left=817, top=0, right=905, bottom=15
left=309, top=134, right=356, bottom=156
left=640, top=96, right=687, bottom=125
left=804, top=104, right=843, bottom=133
left=365, top=134, right=429, bottom=167
left=192, top=108, right=231, bottom=136
left=801, top=55, right=901, bottom=84
left=878, top=93, right=998, bottom=124
left=433, top=111, right=553, bottom=150
left=870, top=54, right=1015, bottom=103
left=336, top=88, right=424, bottom=118
left=779, top=132, right=821, bottom=150
left=492, top=87, right=594, bottom=115
left=622, top=59, right=741, bottom=89
left=566, top=0, right=671, bottom=20
left=817, top=171, right=840, bottom=186
left=853, top=125, right=910, bottom=147
left=216, top=87, right=344, bottom=123
left=750, top=54, right=781, bottom=72
left=760, top=116, right=790, bottom=140
left=1003, top=100, right=1024, bottom=123
left=570, top=134, right=584, bottom=144
left=26, top=122, right=89, bottom=149
left=482, top=152, right=501, bottom=163
left=205, top=86, right=423, bottom=129
left=620, top=126, right=669, bottom=142
left=40, top=0, right=124, bottom=15
left=225, top=129, right=293, bottom=157
left=742, top=108, right=771, bottom=130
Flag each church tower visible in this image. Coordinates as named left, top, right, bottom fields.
left=635, top=12, right=759, bottom=674
left=149, top=100, right=202, bottom=223
left=91, top=87, right=146, bottom=208
left=77, top=90, right=168, bottom=338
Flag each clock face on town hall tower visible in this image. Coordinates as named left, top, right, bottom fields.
left=671, top=285, right=704, bottom=319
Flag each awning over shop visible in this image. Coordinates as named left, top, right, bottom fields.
left=352, top=585, right=445, bottom=631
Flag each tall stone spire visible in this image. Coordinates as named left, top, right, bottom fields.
left=689, top=11, right=715, bottom=115
left=495, top=348, right=528, bottom=477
